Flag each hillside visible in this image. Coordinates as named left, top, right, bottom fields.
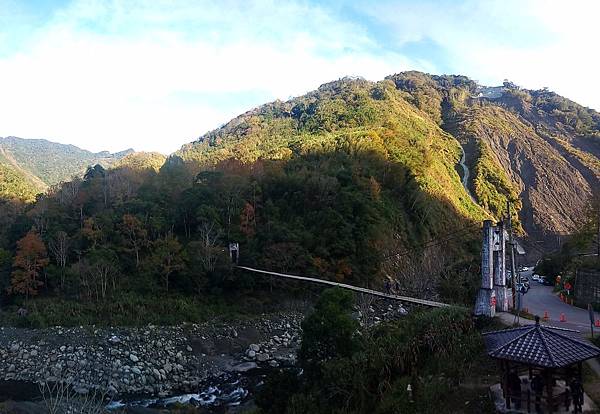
left=1, top=71, right=599, bottom=328
left=0, top=159, right=40, bottom=202
left=0, top=136, right=134, bottom=193
left=178, top=77, right=486, bottom=227
left=388, top=72, right=600, bottom=242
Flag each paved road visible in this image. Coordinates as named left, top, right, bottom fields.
left=515, top=269, right=600, bottom=333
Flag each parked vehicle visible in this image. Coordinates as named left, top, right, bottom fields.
left=540, top=277, right=554, bottom=286
left=516, top=283, right=529, bottom=294
left=532, top=274, right=541, bottom=281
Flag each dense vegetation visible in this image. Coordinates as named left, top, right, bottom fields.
left=0, top=162, right=39, bottom=202
left=255, top=289, right=496, bottom=414
left=2, top=71, right=600, bottom=326
left=0, top=79, right=487, bottom=326
left=0, top=136, right=133, bottom=189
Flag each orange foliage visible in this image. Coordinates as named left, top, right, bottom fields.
left=9, top=231, right=49, bottom=298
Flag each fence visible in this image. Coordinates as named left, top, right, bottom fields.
left=574, top=269, right=600, bottom=306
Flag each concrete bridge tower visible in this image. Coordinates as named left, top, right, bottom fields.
left=474, top=220, right=496, bottom=317
left=493, top=221, right=509, bottom=312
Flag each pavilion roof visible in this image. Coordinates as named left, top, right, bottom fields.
left=483, top=320, right=600, bottom=368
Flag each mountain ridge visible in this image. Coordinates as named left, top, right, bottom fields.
left=179, top=71, right=600, bottom=242
left=0, top=136, right=135, bottom=200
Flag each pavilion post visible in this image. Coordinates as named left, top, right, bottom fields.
left=546, top=369, right=554, bottom=413
left=504, top=360, right=510, bottom=409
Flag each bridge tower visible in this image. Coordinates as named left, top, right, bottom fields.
left=493, top=221, right=509, bottom=312
left=474, top=220, right=496, bottom=317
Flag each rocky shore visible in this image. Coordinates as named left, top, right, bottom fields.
left=0, top=298, right=407, bottom=412
left=0, top=312, right=304, bottom=399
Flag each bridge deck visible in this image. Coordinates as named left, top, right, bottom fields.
left=236, top=266, right=450, bottom=308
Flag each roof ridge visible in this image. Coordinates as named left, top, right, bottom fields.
left=537, top=325, right=556, bottom=366
left=542, top=325, right=580, bottom=333
left=544, top=328, right=600, bottom=354
left=482, top=325, right=530, bottom=337
left=489, top=325, right=535, bottom=355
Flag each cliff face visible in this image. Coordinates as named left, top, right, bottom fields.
left=389, top=72, right=600, bottom=240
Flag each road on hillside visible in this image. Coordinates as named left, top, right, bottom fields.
left=515, top=269, right=600, bottom=333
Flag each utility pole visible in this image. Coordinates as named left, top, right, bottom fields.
left=507, top=201, right=517, bottom=310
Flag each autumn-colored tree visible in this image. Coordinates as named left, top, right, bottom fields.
left=82, top=218, right=102, bottom=248
left=9, top=231, right=49, bottom=299
left=239, top=202, right=256, bottom=237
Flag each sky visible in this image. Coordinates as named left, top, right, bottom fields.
left=0, top=0, right=599, bottom=154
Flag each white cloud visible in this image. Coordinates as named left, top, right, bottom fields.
left=1, top=0, right=598, bottom=155
left=0, top=0, right=427, bottom=154
left=362, top=0, right=600, bottom=110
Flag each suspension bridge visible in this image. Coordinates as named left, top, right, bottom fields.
left=236, top=265, right=450, bottom=308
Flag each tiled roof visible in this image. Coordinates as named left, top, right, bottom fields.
left=483, top=322, right=600, bottom=368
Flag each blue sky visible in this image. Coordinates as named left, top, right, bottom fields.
left=1, top=0, right=598, bottom=154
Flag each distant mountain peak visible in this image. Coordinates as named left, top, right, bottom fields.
left=0, top=136, right=135, bottom=189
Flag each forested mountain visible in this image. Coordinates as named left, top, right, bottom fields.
left=181, top=72, right=600, bottom=242
left=0, top=71, right=599, bottom=326
left=0, top=136, right=134, bottom=195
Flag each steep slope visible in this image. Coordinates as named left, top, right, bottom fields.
left=0, top=136, right=134, bottom=187
left=388, top=72, right=600, bottom=240
left=178, top=77, right=487, bottom=230
left=0, top=159, right=40, bottom=202
left=175, top=78, right=491, bottom=287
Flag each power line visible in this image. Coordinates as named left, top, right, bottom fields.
left=381, top=221, right=481, bottom=261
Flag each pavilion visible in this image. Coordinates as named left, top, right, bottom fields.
left=483, top=316, right=600, bottom=413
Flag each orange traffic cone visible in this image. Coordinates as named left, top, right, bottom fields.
left=543, top=311, right=549, bottom=321
left=595, top=319, right=600, bottom=328
left=560, top=313, right=566, bottom=322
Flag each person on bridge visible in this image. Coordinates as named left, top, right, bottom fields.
left=384, top=279, right=391, bottom=294
left=394, top=279, right=400, bottom=294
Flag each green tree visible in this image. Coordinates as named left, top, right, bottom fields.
left=150, top=233, right=184, bottom=292
left=298, top=288, right=361, bottom=374
left=120, top=214, right=147, bottom=268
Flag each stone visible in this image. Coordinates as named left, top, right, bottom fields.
left=186, top=345, right=193, bottom=352
left=132, top=367, right=141, bottom=375
left=256, top=353, right=269, bottom=362
left=130, top=354, right=139, bottom=363
left=249, top=344, right=260, bottom=352
left=247, top=350, right=256, bottom=358
left=10, top=344, right=19, bottom=352
left=230, top=362, right=258, bottom=372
